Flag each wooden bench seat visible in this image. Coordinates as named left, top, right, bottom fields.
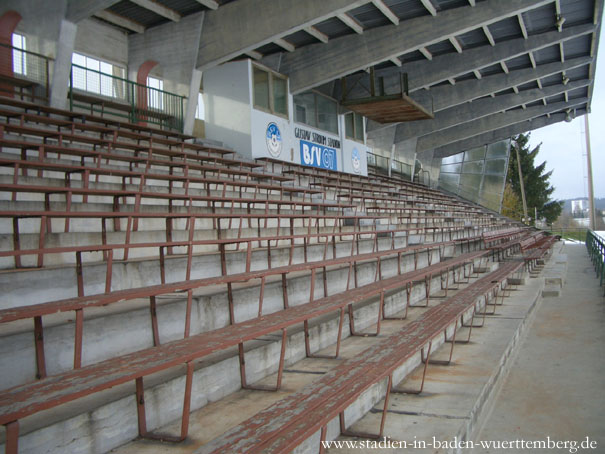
left=0, top=240, right=477, bottom=383
left=196, top=260, right=523, bottom=454
left=0, top=96, right=189, bottom=141
left=0, top=138, right=318, bottom=198
left=0, top=250, right=488, bottom=453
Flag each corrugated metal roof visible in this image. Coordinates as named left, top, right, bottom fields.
left=385, top=0, right=431, bottom=20
left=479, top=63, right=504, bottom=77
left=561, top=0, right=596, bottom=26
left=542, top=73, right=565, bottom=86
left=432, top=0, right=470, bottom=13
left=534, top=45, right=563, bottom=65
left=314, top=17, right=355, bottom=40
left=349, top=3, right=392, bottom=29
left=457, top=28, right=490, bottom=50
left=522, top=3, right=558, bottom=35
left=564, top=34, right=594, bottom=58
left=566, top=65, right=590, bottom=79
left=108, top=1, right=165, bottom=28
left=426, top=39, right=457, bottom=57
left=487, top=17, right=522, bottom=43
left=504, top=54, right=532, bottom=71
left=282, top=30, right=318, bottom=48
left=518, top=80, right=540, bottom=91
left=568, top=86, right=589, bottom=98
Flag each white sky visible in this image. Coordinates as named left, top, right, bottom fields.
left=528, top=27, right=605, bottom=200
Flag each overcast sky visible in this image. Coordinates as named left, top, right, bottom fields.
left=528, top=28, right=605, bottom=201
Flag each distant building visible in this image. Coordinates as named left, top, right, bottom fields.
left=571, top=199, right=589, bottom=218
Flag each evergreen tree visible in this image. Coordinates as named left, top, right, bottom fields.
left=507, top=133, right=563, bottom=224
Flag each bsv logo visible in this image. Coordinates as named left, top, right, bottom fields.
left=300, top=140, right=337, bottom=171
left=351, top=148, right=361, bottom=173
left=266, top=122, right=282, bottom=157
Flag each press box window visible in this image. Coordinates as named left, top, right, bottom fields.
left=345, top=112, right=364, bottom=142
left=252, top=66, right=288, bottom=117
left=293, top=91, right=338, bottom=134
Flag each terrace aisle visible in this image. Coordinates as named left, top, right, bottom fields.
left=476, top=243, right=605, bottom=452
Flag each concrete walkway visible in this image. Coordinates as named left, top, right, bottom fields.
left=476, top=243, right=605, bottom=453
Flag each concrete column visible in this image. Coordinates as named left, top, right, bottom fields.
left=183, top=68, right=202, bottom=136
left=50, top=19, right=77, bottom=109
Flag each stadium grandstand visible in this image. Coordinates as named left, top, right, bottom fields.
left=0, top=0, right=603, bottom=453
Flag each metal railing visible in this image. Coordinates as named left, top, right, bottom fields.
left=69, top=64, right=185, bottom=131
left=390, top=159, right=412, bottom=179
left=586, top=230, right=604, bottom=294
left=0, top=42, right=51, bottom=100
left=367, top=152, right=413, bottom=179
left=546, top=227, right=588, bottom=243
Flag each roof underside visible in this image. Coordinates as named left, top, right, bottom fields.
left=90, top=0, right=601, bottom=158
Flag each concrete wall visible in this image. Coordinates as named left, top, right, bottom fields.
left=127, top=12, right=204, bottom=98
left=203, top=59, right=252, bottom=156
left=74, top=18, right=128, bottom=67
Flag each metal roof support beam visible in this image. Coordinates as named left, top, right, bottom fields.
left=66, top=0, right=122, bottom=22
left=483, top=25, right=495, bottom=46
left=450, top=36, right=463, bottom=53
left=93, top=10, right=145, bottom=33
left=197, top=0, right=368, bottom=70
left=275, top=38, right=295, bottom=52
left=433, top=113, right=568, bottom=158
left=337, top=12, right=364, bottom=34
left=420, top=0, right=437, bottom=16
left=416, top=98, right=588, bottom=152
left=195, top=0, right=219, bottom=9
left=305, top=26, right=329, bottom=43
left=130, top=0, right=181, bottom=22
left=376, top=24, right=595, bottom=93
left=364, top=56, right=591, bottom=133
left=419, top=47, right=433, bottom=60
left=518, top=14, right=528, bottom=39
left=393, top=79, right=590, bottom=142
left=246, top=50, right=263, bottom=60
left=281, top=0, right=553, bottom=93
left=372, top=0, right=399, bottom=25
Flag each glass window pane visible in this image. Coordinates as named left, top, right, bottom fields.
left=12, top=34, right=23, bottom=49
left=441, top=152, right=464, bottom=164
left=484, top=158, right=507, bottom=175
left=486, top=140, right=509, bottom=158
left=464, top=146, right=486, bottom=162
left=316, top=94, right=338, bottom=134
left=253, top=67, right=269, bottom=110
left=440, top=163, right=462, bottom=174
left=462, top=160, right=484, bottom=174
left=272, top=76, right=287, bottom=115
left=345, top=113, right=354, bottom=138
left=195, top=92, right=205, bottom=120
left=354, top=113, right=364, bottom=140
left=481, top=174, right=505, bottom=195
left=86, top=56, right=100, bottom=71
left=294, top=92, right=316, bottom=127
left=72, top=53, right=86, bottom=66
